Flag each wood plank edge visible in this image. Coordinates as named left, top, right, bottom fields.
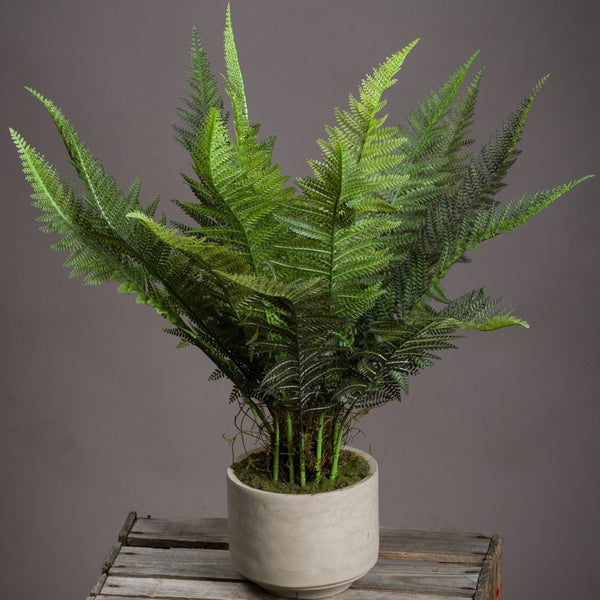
left=118, top=511, right=137, bottom=544
left=88, top=572, right=107, bottom=597
left=495, top=536, right=503, bottom=599
left=474, top=534, right=503, bottom=600
left=102, top=542, right=122, bottom=573
left=378, top=550, right=484, bottom=566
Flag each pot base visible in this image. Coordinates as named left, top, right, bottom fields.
left=255, top=577, right=355, bottom=599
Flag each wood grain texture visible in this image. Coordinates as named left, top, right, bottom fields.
left=110, top=546, right=242, bottom=581
left=127, top=516, right=229, bottom=549
left=102, top=542, right=122, bottom=574
left=99, top=577, right=472, bottom=600
left=109, top=546, right=479, bottom=595
left=87, top=513, right=502, bottom=599
left=88, top=572, right=107, bottom=597
left=474, top=535, right=503, bottom=600
left=118, top=511, right=137, bottom=543
left=379, top=528, right=491, bottom=565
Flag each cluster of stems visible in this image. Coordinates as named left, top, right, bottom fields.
left=268, top=408, right=345, bottom=487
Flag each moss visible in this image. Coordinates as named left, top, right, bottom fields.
left=231, top=449, right=370, bottom=494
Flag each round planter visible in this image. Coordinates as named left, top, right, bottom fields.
left=226, top=446, right=379, bottom=599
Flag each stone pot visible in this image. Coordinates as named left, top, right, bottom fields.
left=226, top=446, right=379, bottom=599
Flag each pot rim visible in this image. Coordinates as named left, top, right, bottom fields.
left=227, top=445, right=378, bottom=498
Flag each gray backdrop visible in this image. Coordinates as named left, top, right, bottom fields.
left=1, top=1, right=598, bottom=598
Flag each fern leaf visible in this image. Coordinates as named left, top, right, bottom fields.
left=405, top=51, right=479, bottom=163
left=13, top=95, right=266, bottom=397
left=184, top=107, right=286, bottom=272
left=223, top=4, right=249, bottom=133
left=11, top=127, right=120, bottom=285
left=455, top=76, right=549, bottom=216
left=457, top=314, right=529, bottom=331
left=439, top=288, right=529, bottom=330
left=176, top=9, right=296, bottom=277
left=471, top=176, right=594, bottom=245
left=328, top=39, right=419, bottom=176
left=127, top=210, right=251, bottom=276
left=174, top=26, right=225, bottom=151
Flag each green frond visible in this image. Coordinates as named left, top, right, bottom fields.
left=438, top=288, right=529, bottom=331
left=442, top=67, right=483, bottom=182
left=404, top=51, right=479, bottom=163
left=214, top=270, right=346, bottom=410
left=224, top=4, right=248, bottom=129
left=185, top=107, right=283, bottom=271
left=455, top=75, right=549, bottom=212
left=327, top=40, right=419, bottom=173
left=431, top=76, right=573, bottom=281
left=174, top=26, right=225, bottom=151
left=456, top=314, right=529, bottom=331
left=11, top=127, right=118, bottom=285
left=334, top=318, right=460, bottom=410
left=214, top=270, right=327, bottom=307
left=25, top=87, right=142, bottom=241
left=127, top=210, right=251, bottom=276
left=13, top=94, right=267, bottom=398
left=177, top=9, right=296, bottom=279
left=471, top=176, right=594, bottom=245
left=222, top=5, right=286, bottom=185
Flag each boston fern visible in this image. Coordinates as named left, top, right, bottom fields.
left=12, top=7, right=591, bottom=488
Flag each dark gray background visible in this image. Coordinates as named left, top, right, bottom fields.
left=1, top=1, right=598, bottom=598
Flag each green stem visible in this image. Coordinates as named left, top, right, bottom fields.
left=299, top=415, right=306, bottom=488
left=315, top=412, right=325, bottom=484
left=331, top=416, right=339, bottom=456
left=330, top=417, right=344, bottom=481
left=272, top=416, right=280, bottom=482
left=285, top=410, right=295, bottom=484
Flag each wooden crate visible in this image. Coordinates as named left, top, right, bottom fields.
left=87, top=512, right=502, bottom=600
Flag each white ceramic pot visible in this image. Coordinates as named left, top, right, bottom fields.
left=227, top=446, right=379, bottom=599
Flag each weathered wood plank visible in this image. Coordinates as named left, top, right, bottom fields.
left=126, top=516, right=490, bottom=564
left=359, top=560, right=478, bottom=595
left=379, top=528, right=491, bottom=564
left=111, top=546, right=242, bottom=581
left=102, top=542, right=122, bottom=573
left=474, top=535, right=503, bottom=600
left=109, top=546, right=479, bottom=595
left=127, top=517, right=229, bottom=549
left=101, top=576, right=271, bottom=600
left=118, top=511, right=137, bottom=543
left=100, top=576, right=470, bottom=600
left=88, top=572, right=107, bottom=597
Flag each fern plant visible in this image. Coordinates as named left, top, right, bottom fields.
left=11, top=6, right=592, bottom=489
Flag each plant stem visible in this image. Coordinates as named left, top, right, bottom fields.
left=285, top=410, right=295, bottom=484
left=272, top=416, right=280, bottom=482
left=299, top=428, right=306, bottom=488
left=330, top=416, right=344, bottom=481
left=315, top=412, right=325, bottom=483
